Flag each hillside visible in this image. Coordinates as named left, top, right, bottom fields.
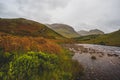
left=0, top=18, right=83, bottom=80
left=75, top=30, right=120, bottom=46
left=0, top=18, right=64, bottom=39
left=78, top=29, right=104, bottom=36
left=47, top=23, right=80, bottom=38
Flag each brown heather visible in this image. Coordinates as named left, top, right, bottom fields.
left=0, top=35, right=61, bottom=54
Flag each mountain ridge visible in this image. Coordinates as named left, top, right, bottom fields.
left=47, top=23, right=80, bottom=38
left=0, top=18, right=64, bottom=39
left=75, top=29, right=120, bottom=46
left=77, top=29, right=104, bottom=36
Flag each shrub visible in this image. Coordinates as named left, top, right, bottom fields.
left=9, top=54, right=39, bottom=80
left=0, top=51, right=84, bottom=80
left=0, top=52, right=12, bottom=67
left=91, top=55, right=97, bottom=60
left=99, top=41, right=106, bottom=45
left=8, top=52, right=60, bottom=80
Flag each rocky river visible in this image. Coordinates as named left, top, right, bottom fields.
left=63, top=44, right=120, bottom=80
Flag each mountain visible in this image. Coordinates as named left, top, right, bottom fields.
left=89, top=29, right=104, bottom=35
left=75, top=29, right=120, bottom=46
left=77, top=30, right=89, bottom=36
left=78, top=29, right=104, bottom=36
left=47, top=23, right=80, bottom=38
left=0, top=18, right=64, bottom=39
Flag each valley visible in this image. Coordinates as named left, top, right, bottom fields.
left=0, top=0, right=120, bottom=80
left=0, top=18, right=120, bottom=80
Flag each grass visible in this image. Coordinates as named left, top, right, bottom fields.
left=0, top=18, right=64, bottom=39
left=74, top=30, right=120, bottom=47
left=0, top=18, right=84, bottom=80
left=0, top=35, right=62, bottom=54
left=0, top=33, right=84, bottom=80
left=54, top=29, right=80, bottom=38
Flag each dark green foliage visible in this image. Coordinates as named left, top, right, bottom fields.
left=9, top=55, right=39, bottom=80
left=0, top=51, right=13, bottom=80
left=0, top=51, right=84, bottom=80
left=98, top=41, right=106, bottom=45
left=8, top=52, right=59, bottom=80
left=0, top=51, right=13, bottom=68
left=74, top=35, right=99, bottom=41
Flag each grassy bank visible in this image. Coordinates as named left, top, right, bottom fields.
left=0, top=50, right=84, bottom=80
left=0, top=36, right=84, bottom=80
left=74, top=30, right=120, bottom=47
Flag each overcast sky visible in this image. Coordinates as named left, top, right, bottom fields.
left=0, top=0, right=120, bottom=33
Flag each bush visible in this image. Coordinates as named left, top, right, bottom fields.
left=0, top=52, right=13, bottom=68
left=0, top=51, right=84, bottom=80
left=9, top=54, right=39, bottom=80
left=8, top=52, right=59, bottom=80
left=99, top=41, right=106, bottom=45
left=91, top=55, right=97, bottom=60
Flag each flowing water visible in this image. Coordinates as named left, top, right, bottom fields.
left=64, top=44, right=120, bottom=80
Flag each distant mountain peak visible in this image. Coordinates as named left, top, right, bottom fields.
left=78, top=29, right=104, bottom=36
left=46, top=23, right=80, bottom=38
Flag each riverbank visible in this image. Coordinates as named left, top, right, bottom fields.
left=63, top=44, right=120, bottom=80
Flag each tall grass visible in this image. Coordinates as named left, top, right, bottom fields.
left=0, top=35, right=61, bottom=54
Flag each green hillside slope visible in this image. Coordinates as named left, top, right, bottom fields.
left=47, top=24, right=80, bottom=38
left=0, top=18, right=64, bottom=39
left=74, top=30, right=120, bottom=46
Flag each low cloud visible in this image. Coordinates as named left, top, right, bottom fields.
left=0, top=0, right=120, bottom=33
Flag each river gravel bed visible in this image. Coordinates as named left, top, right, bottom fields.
left=63, top=44, right=120, bottom=80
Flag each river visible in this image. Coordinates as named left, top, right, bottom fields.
left=63, top=44, right=120, bottom=80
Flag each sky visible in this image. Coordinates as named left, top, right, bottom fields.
left=0, top=0, right=120, bottom=33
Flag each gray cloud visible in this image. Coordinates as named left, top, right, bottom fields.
left=50, top=0, right=120, bottom=33
left=0, top=0, right=22, bottom=18
left=0, top=0, right=70, bottom=22
left=17, top=0, right=69, bottom=9
left=15, top=0, right=70, bottom=22
left=0, top=0, right=120, bottom=33
left=0, top=3, right=4, bottom=13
